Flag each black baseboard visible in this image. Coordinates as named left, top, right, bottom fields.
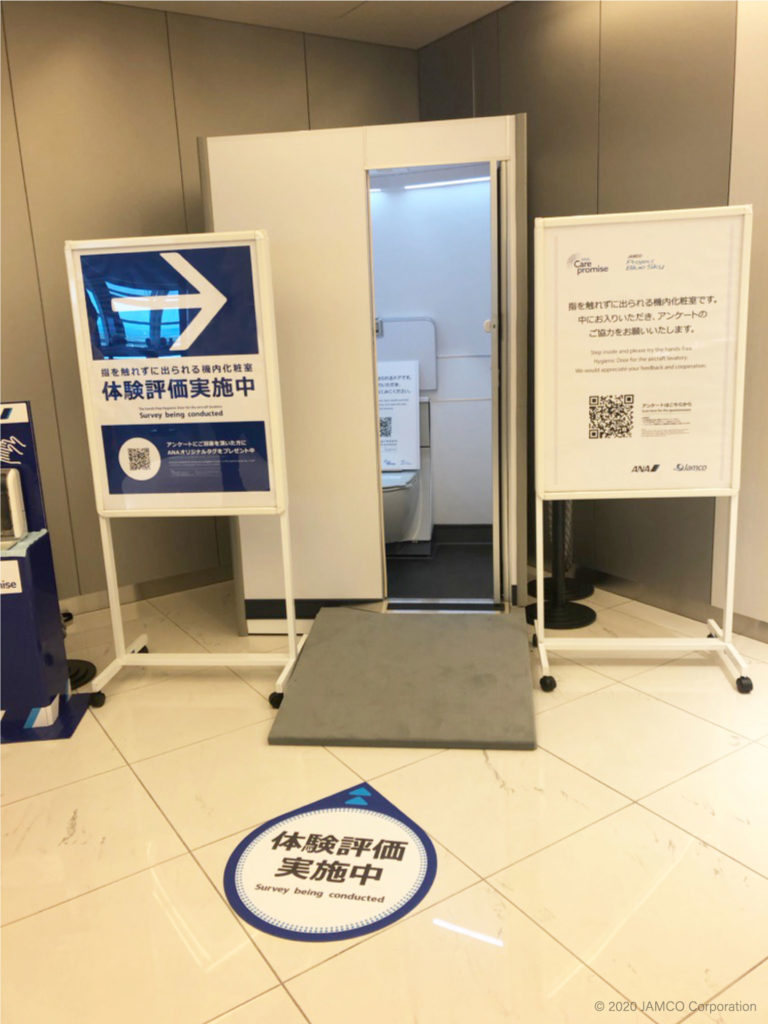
left=432, top=524, right=492, bottom=544
left=387, top=601, right=504, bottom=612
left=244, top=598, right=379, bottom=620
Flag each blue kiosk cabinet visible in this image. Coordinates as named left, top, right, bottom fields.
left=2, top=531, right=69, bottom=726
left=1, top=402, right=90, bottom=740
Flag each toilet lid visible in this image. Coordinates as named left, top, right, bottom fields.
left=381, top=470, right=417, bottom=491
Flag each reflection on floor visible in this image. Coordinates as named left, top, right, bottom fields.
left=386, top=525, right=493, bottom=600
left=2, top=580, right=768, bottom=1024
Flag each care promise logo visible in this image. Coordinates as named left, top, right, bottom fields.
left=567, top=253, right=609, bottom=275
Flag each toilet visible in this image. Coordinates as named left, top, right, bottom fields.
left=382, top=470, right=420, bottom=543
left=377, top=339, right=435, bottom=546
left=381, top=398, right=432, bottom=544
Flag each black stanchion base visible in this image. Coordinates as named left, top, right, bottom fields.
left=68, top=660, right=97, bottom=690
left=525, top=601, right=597, bottom=629
left=527, top=577, right=594, bottom=602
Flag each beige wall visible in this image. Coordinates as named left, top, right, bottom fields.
left=0, top=2, right=418, bottom=600
left=725, top=0, right=768, bottom=625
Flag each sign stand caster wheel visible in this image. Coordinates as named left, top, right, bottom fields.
left=736, top=676, right=753, bottom=694
left=89, top=692, right=106, bottom=708
left=269, top=692, right=284, bottom=709
left=540, top=675, right=557, bottom=692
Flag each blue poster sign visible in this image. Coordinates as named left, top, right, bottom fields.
left=224, top=783, right=437, bottom=942
left=66, top=234, right=280, bottom=513
left=79, top=246, right=257, bottom=358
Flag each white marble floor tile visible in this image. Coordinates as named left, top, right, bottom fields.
left=373, top=747, right=628, bottom=877
left=641, top=744, right=768, bottom=878
left=732, top=633, right=768, bottom=665
left=209, top=988, right=307, bottom=1024
left=536, top=684, right=746, bottom=799
left=1, top=713, right=123, bottom=805
left=62, top=598, right=165, bottom=638
left=584, top=586, right=632, bottom=610
left=531, top=652, right=615, bottom=712
left=324, top=744, right=446, bottom=780
left=133, top=720, right=360, bottom=848
left=489, top=805, right=768, bottom=1024
left=1, top=766, right=184, bottom=923
left=545, top=605, right=701, bottom=682
left=626, top=654, right=768, bottom=740
left=287, top=882, right=648, bottom=1024
left=682, top=959, right=768, bottom=1022
left=194, top=828, right=478, bottom=981
left=233, top=664, right=290, bottom=701
left=92, top=670, right=273, bottom=762
left=0, top=856, right=276, bottom=1024
left=564, top=605, right=688, bottom=641
left=150, top=581, right=288, bottom=654
left=560, top=649, right=687, bottom=682
left=65, top=614, right=207, bottom=687
left=617, top=600, right=710, bottom=638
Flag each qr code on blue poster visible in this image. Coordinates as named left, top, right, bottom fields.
left=589, top=394, right=634, bottom=439
left=380, top=417, right=393, bottom=439
left=127, top=447, right=152, bottom=471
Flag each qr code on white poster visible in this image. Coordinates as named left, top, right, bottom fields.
left=127, top=447, right=152, bottom=471
left=589, top=395, right=634, bottom=439
left=379, top=417, right=393, bottom=438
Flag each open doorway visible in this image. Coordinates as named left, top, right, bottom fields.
left=368, top=162, right=498, bottom=604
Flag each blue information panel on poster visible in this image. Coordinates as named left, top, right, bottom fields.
left=66, top=235, right=280, bottom=513
left=224, top=784, right=437, bottom=942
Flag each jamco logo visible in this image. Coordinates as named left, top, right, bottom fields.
left=625, top=252, right=665, bottom=272
left=632, top=464, right=660, bottom=473
left=567, top=253, right=609, bottom=275
left=674, top=463, right=707, bottom=472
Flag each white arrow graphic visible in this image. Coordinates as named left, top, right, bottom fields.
left=110, top=251, right=227, bottom=351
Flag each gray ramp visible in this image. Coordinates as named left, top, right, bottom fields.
left=269, top=607, right=535, bottom=750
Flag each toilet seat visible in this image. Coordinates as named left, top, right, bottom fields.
left=381, top=470, right=417, bottom=491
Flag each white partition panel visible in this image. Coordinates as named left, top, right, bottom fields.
left=200, top=117, right=525, bottom=627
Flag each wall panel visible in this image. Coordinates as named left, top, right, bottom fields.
left=598, top=1, right=736, bottom=214
left=419, top=26, right=474, bottom=121
left=306, top=34, right=418, bottom=129
left=168, top=14, right=308, bottom=232
left=471, top=12, right=500, bottom=117
left=726, top=0, right=768, bottom=625
left=1, top=29, right=79, bottom=595
left=3, top=1, right=220, bottom=595
left=498, top=1, right=600, bottom=218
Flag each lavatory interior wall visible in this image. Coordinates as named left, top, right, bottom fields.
left=370, top=178, right=493, bottom=524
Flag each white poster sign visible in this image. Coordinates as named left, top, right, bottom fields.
left=377, top=360, right=421, bottom=471
left=536, top=207, right=751, bottom=497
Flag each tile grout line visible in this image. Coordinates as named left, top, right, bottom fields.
left=619, top=673, right=766, bottom=741
left=675, top=955, right=768, bottom=1024
left=90, top=707, right=291, bottom=1004
left=99, top=713, right=277, bottom=768
left=1, top=851, right=190, bottom=929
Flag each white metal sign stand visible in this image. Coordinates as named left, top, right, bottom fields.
left=532, top=206, right=754, bottom=694
left=65, top=231, right=302, bottom=707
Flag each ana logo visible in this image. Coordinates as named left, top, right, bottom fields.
left=674, top=463, right=707, bottom=472
left=567, top=253, right=609, bottom=276
left=632, top=464, right=660, bottom=473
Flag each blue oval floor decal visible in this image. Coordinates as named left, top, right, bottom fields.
left=223, top=784, right=437, bottom=941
